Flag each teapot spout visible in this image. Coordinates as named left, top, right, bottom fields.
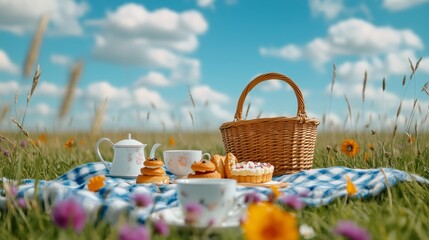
left=149, top=143, right=161, bottom=159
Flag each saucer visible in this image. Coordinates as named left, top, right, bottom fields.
left=150, top=207, right=241, bottom=228
left=105, top=174, right=136, bottom=179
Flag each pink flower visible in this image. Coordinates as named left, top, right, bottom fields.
left=18, top=198, right=27, bottom=209
left=153, top=218, right=169, bottom=236
left=119, top=224, right=150, bottom=240
left=244, top=192, right=262, bottom=204
left=281, top=195, right=306, bottom=210
left=52, top=199, right=86, bottom=232
left=333, top=221, right=371, bottom=240
left=184, top=202, right=203, bottom=225
left=133, top=193, right=152, bottom=208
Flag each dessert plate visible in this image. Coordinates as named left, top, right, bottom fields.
left=238, top=181, right=288, bottom=188
left=150, top=207, right=240, bottom=228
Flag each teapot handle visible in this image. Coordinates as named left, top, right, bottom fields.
left=149, top=143, right=161, bottom=159
left=95, top=138, right=113, bottom=170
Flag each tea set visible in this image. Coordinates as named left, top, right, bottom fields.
left=95, top=133, right=244, bottom=227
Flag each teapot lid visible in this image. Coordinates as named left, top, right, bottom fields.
left=114, top=133, right=144, bottom=148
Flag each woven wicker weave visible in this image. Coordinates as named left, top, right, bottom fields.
left=219, top=72, right=319, bottom=176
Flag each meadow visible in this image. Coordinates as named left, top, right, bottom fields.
left=1, top=15, right=429, bottom=239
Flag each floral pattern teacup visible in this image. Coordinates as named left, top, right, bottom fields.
left=176, top=178, right=244, bottom=227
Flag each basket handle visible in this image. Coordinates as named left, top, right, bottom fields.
left=234, top=72, right=307, bottom=121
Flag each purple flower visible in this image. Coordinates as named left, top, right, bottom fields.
left=52, top=199, right=86, bottom=232
left=20, top=140, right=28, bottom=148
left=281, top=195, right=306, bottom=210
left=4, top=150, right=10, bottom=157
left=153, top=218, right=169, bottom=236
left=133, top=193, right=152, bottom=208
left=119, top=224, right=150, bottom=240
left=333, top=221, right=371, bottom=240
left=184, top=202, right=203, bottom=225
left=6, top=182, right=18, bottom=197
left=244, top=191, right=262, bottom=204
left=18, top=198, right=27, bottom=209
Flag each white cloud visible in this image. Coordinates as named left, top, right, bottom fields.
left=260, top=18, right=424, bottom=66
left=85, top=81, right=132, bottom=107
left=136, top=71, right=170, bottom=87
left=36, top=82, right=63, bottom=97
left=0, top=49, right=20, bottom=74
left=197, top=0, right=216, bottom=8
left=0, top=0, right=89, bottom=35
left=309, top=0, right=344, bottom=20
left=260, top=80, right=283, bottom=91
left=0, top=81, right=20, bottom=95
left=133, top=87, right=170, bottom=109
left=50, top=54, right=72, bottom=66
left=382, top=0, right=429, bottom=11
left=34, top=103, right=52, bottom=116
left=190, top=85, right=229, bottom=104
left=89, top=3, right=207, bottom=83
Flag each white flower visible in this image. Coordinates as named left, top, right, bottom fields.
left=300, top=224, right=316, bottom=239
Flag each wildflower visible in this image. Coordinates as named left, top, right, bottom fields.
left=18, top=198, right=27, bottom=209
left=4, top=182, right=18, bottom=197
left=168, top=136, right=175, bottom=146
left=4, top=150, right=10, bottom=157
left=133, top=192, right=152, bottom=208
left=333, top=221, right=371, bottom=240
left=52, top=199, right=86, bottom=232
left=119, top=224, right=150, bottom=240
left=19, top=140, right=28, bottom=148
left=64, top=136, right=75, bottom=149
left=368, top=144, right=374, bottom=151
left=242, top=202, right=299, bottom=240
left=153, top=218, right=169, bottom=236
left=183, top=202, right=203, bottom=225
left=87, top=175, right=105, bottom=192
left=39, top=133, right=47, bottom=144
left=300, top=224, right=316, bottom=239
left=346, top=176, right=358, bottom=196
left=280, top=195, right=306, bottom=210
left=341, top=139, right=360, bottom=157
left=244, top=191, right=262, bottom=204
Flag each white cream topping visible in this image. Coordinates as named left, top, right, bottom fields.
left=231, top=161, right=274, bottom=176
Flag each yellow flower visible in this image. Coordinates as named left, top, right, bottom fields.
left=64, top=137, right=75, bottom=149
left=87, top=175, right=105, bottom=192
left=341, top=139, right=360, bottom=157
left=242, top=202, right=299, bottom=240
left=269, top=185, right=281, bottom=201
left=346, top=175, right=357, bottom=196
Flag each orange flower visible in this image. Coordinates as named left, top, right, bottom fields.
left=64, top=137, right=75, bottom=149
left=168, top=136, right=176, bottom=146
left=39, top=133, right=47, bottom=144
left=368, top=143, right=374, bottom=151
left=87, top=175, right=105, bottom=192
left=341, top=139, right=360, bottom=157
left=346, top=175, right=357, bottom=196
left=242, top=202, right=299, bottom=240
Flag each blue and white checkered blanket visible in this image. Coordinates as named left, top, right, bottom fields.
left=1, top=162, right=428, bottom=224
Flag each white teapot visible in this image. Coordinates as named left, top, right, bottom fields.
left=95, top=133, right=160, bottom=177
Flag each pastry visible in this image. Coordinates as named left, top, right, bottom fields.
left=210, top=154, right=226, bottom=178
left=136, top=157, right=170, bottom=184
left=187, top=159, right=221, bottom=179
left=225, top=152, right=274, bottom=183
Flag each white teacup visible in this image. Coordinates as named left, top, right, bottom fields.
left=164, top=150, right=210, bottom=177
left=175, top=178, right=244, bottom=227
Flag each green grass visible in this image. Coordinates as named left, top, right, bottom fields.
left=1, top=130, right=428, bottom=239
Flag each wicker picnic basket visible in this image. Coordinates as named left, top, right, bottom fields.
left=219, top=72, right=320, bottom=176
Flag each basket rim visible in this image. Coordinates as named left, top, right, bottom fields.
left=219, top=116, right=320, bottom=130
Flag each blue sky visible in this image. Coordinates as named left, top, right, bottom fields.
left=0, top=0, right=429, bottom=132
